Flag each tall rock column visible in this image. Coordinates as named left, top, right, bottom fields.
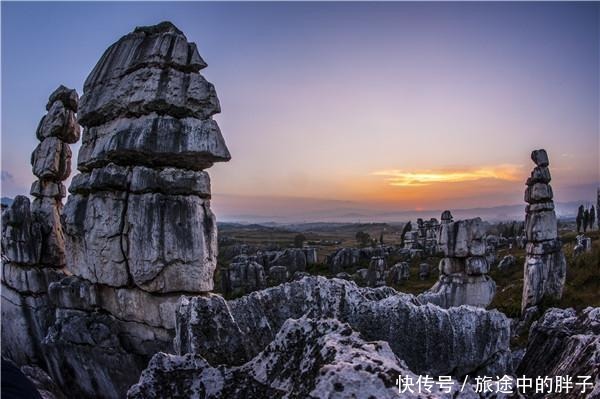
left=31, top=85, right=80, bottom=266
left=1, top=85, right=80, bottom=366
left=44, top=22, right=231, bottom=398
left=521, top=149, right=566, bottom=313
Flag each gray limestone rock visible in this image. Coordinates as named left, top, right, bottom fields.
left=270, top=248, right=307, bottom=275
left=221, top=261, right=266, bottom=297
left=83, top=22, right=206, bottom=90
left=78, top=114, right=230, bottom=171
left=47, top=85, right=79, bottom=112
left=30, top=180, right=66, bottom=199
left=43, top=308, right=171, bottom=399
left=437, top=218, right=486, bottom=257
left=31, top=137, right=72, bottom=181
left=175, top=276, right=511, bottom=378
left=36, top=101, right=80, bottom=144
left=521, top=253, right=566, bottom=311
left=69, top=163, right=131, bottom=194
left=129, top=166, right=211, bottom=197
left=48, top=276, right=180, bottom=329
left=418, top=275, right=496, bottom=309
left=524, top=183, right=553, bottom=203
left=130, top=317, right=478, bottom=399
left=1, top=268, right=65, bottom=365
left=79, top=67, right=220, bottom=128
left=31, top=197, right=66, bottom=267
left=517, top=307, right=599, bottom=399
left=21, top=364, right=67, bottom=399
left=302, top=247, right=318, bottom=265
left=521, top=150, right=566, bottom=313
left=1, top=196, right=42, bottom=266
left=423, top=216, right=495, bottom=308
left=63, top=191, right=130, bottom=287
left=531, top=149, right=549, bottom=167
left=125, top=193, right=217, bottom=293
left=268, top=265, right=289, bottom=285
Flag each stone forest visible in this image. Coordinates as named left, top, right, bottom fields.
left=1, top=22, right=598, bottom=399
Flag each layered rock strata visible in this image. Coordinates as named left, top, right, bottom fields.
left=174, top=276, right=511, bottom=378
left=418, top=217, right=495, bottom=308
left=40, top=22, right=230, bottom=398
left=521, top=150, right=566, bottom=313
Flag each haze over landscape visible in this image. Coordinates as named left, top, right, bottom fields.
left=2, top=2, right=598, bottom=222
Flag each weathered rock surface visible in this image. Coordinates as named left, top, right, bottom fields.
left=175, top=276, right=511, bottom=378
left=36, top=101, right=80, bottom=143
left=78, top=114, right=230, bottom=171
left=1, top=196, right=42, bottom=266
left=420, top=216, right=495, bottom=308
left=268, top=265, right=289, bottom=285
left=221, top=260, right=266, bottom=297
left=20, top=364, right=67, bottom=399
left=130, top=317, right=479, bottom=399
left=39, top=21, right=232, bottom=399
left=521, top=150, right=566, bottom=313
left=31, top=137, right=72, bottom=181
left=517, top=307, right=600, bottom=398
left=43, top=308, right=172, bottom=398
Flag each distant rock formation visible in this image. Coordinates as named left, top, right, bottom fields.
left=1, top=85, right=80, bottom=366
left=221, top=259, right=266, bottom=297
left=418, top=215, right=496, bottom=308
left=174, top=276, right=511, bottom=378
left=521, top=150, right=566, bottom=313
left=38, top=22, right=230, bottom=398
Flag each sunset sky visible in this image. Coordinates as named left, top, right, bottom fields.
left=2, top=2, right=599, bottom=221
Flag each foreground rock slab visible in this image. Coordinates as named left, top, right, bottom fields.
left=129, top=317, right=480, bottom=399
left=175, top=276, right=511, bottom=378
left=517, top=307, right=600, bottom=399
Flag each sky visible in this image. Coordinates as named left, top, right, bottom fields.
left=2, top=2, right=599, bottom=222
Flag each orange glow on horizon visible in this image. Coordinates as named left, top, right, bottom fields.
left=372, top=164, right=523, bottom=187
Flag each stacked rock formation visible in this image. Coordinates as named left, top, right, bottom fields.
left=40, top=22, right=231, bottom=398
left=418, top=216, right=496, bottom=308
left=1, top=86, right=80, bottom=366
left=521, top=150, right=566, bottom=313
left=32, top=85, right=80, bottom=266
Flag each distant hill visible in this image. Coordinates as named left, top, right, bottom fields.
left=217, top=201, right=586, bottom=224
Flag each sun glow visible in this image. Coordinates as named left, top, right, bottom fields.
left=372, top=165, right=523, bottom=187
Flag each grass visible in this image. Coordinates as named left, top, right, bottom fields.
left=217, top=224, right=599, bottom=321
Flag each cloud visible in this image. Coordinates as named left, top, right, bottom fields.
left=372, top=164, right=523, bottom=187
left=1, top=171, right=14, bottom=183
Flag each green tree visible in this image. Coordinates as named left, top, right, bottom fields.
left=583, top=209, right=589, bottom=233
left=576, top=205, right=584, bottom=233
left=355, top=231, right=371, bottom=247
left=591, top=206, right=596, bottom=231
left=293, top=234, right=306, bottom=248
left=379, top=231, right=384, bottom=245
